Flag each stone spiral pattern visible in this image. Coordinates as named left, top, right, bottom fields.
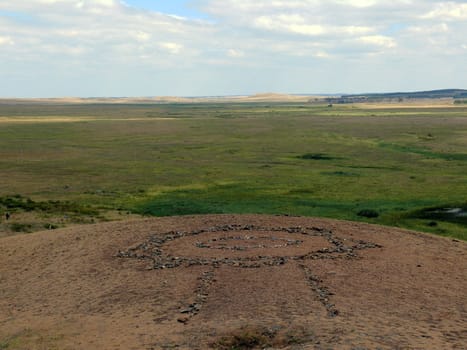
left=117, top=224, right=382, bottom=320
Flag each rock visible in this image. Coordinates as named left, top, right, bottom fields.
left=177, top=317, right=189, bottom=324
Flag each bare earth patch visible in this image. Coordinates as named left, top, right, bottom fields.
left=0, top=214, right=465, bottom=349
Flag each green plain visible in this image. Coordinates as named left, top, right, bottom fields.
left=0, top=103, right=466, bottom=240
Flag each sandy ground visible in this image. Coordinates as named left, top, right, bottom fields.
left=0, top=214, right=465, bottom=349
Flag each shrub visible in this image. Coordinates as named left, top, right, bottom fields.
left=298, top=153, right=333, bottom=160
left=211, top=325, right=315, bottom=350
left=10, top=223, right=33, bottom=233
left=357, top=209, right=379, bottom=218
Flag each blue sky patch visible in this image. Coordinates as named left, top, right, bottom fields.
left=124, top=0, right=207, bottom=19
left=0, top=10, right=35, bottom=22
left=384, top=23, right=408, bottom=35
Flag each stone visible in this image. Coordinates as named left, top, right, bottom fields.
left=177, top=317, right=189, bottom=324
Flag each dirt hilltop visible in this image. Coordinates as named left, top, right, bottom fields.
left=0, top=214, right=465, bottom=349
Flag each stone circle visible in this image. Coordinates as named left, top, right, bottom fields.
left=117, top=224, right=382, bottom=320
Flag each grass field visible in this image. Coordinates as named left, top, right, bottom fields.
left=1, top=102, right=466, bottom=240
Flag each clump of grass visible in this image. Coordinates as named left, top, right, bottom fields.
left=211, top=325, right=314, bottom=349
left=297, top=153, right=334, bottom=160
left=357, top=209, right=379, bottom=218
left=288, top=188, right=314, bottom=194
left=9, top=223, right=34, bottom=233
left=322, top=171, right=359, bottom=177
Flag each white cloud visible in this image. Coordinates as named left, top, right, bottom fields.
left=134, top=31, right=151, bottom=42
left=0, top=0, right=465, bottom=96
left=422, top=2, right=467, bottom=20
left=407, top=23, right=449, bottom=34
left=227, top=49, right=245, bottom=58
left=334, top=0, right=378, bottom=8
left=358, top=35, right=397, bottom=48
left=0, top=36, right=14, bottom=45
left=252, top=13, right=373, bottom=37
left=313, top=51, right=331, bottom=58
left=160, top=42, right=183, bottom=54
left=254, top=15, right=325, bottom=35
left=338, top=26, right=373, bottom=35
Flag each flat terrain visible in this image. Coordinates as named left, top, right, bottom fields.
left=0, top=215, right=465, bottom=349
left=1, top=101, right=466, bottom=239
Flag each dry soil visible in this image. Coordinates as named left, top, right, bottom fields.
left=0, top=214, right=465, bottom=349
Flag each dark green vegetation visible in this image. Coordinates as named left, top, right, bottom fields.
left=1, top=102, right=466, bottom=240
left=357, top=209, right=380, bottom=218
left=298, top=153, right=335, bottom=160
left=0, top=194, right=98, bottom=233
left=0, top=194, right=97, bottom=215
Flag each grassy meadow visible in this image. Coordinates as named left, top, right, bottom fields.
left=0, top=102, right=466, bottom=240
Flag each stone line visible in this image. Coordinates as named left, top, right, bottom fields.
left=177, top=269, right=215, bottom=324
left=299, top=264, right=339, bottom=318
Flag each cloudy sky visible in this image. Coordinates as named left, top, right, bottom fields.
left=0, top=0, right=466, bottom=97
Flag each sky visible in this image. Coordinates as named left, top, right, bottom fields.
left=0, top=0, right=466, bottom=97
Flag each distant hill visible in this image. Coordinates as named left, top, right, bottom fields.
left=346, top=89, right=467, bottom=100
left=1, top=89, right=466, bottom=105
left=322, top=89, right=467, bottom=104
left=0, top=94, right=319, bottom=105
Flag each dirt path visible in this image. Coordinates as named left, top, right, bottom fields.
left=0, top=214, right=465, bottom=349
